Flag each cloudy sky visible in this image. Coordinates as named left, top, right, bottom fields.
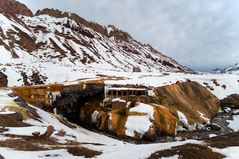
left=18, top=0, right=239, bottom=71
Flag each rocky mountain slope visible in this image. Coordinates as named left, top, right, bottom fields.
left=0, top=0, right=191, bottom=87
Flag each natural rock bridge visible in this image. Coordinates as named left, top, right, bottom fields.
left=11, top=83, right=105, bottom=124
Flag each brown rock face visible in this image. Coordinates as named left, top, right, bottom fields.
left=0, top=0, right=33, bottom=16
left=0, top=72, right=8, bottom=87
left=152, top=104, right=178, bottom=135
left=154, top=81, right=220, bottom=125
left=220, top=94, right=239, bottom=108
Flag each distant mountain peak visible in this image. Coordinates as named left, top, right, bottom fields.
left=215, top=62, right=239, bottom=74
left=0, top=0, right=33, bottom=16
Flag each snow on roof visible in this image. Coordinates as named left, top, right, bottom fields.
left=106, top=87, right=148, bottom=91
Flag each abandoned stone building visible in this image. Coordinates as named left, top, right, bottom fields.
left=103, top=86, right=153, bottom=110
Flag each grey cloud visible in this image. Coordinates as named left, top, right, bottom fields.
left=18, top=0, right=239, bottom=71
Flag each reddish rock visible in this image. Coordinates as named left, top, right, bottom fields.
left=0, top=0, right=33, bottom=16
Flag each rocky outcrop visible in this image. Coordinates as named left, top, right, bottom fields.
left=81, top=81, right=221, bottom=139
left=0, top=72, right=8, bottom=87
left=220, top=94, right=239, bottom=108
left=0, top=112, right=29, bottom=127
left=107, top=25, right=132, bottom=42
left=154, top=81, right=220, bottom=127
left=91, top=103, right=178, bottom=140
left=0, top=0, right=33, bottom=16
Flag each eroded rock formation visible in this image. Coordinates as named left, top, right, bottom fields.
left=154, top=81, right=220, bottom=126
left=78, top=81, right=221, bottom=140
left=90, top=103, right=178, bottom=140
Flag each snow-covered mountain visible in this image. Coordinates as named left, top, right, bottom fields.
left=217, top=63, right=239, bottom=74
left=0, top=0, right=191, bottom=86
left=221, top=63, right=239, bottom=74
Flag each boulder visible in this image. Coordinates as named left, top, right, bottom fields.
left=32, top=131, right=40, bottom=137
left=210, top=123, right=221, bottom=131
left=220, top=94, right=239, bottom=108
left=132, top=67, right=141, bottom=72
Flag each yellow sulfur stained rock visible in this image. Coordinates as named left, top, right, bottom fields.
left=154, top=81, right=220, bottom=126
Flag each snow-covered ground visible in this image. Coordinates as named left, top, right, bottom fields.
left=228, top=115, right=239, bottom=132
left=213, top=147, right=239, bottom=159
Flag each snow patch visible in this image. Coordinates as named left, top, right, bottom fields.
left=91, top=111, right=99, bottom=124
left=198, top=111, right=210, bottom=123
left=227, top=115, right=239, bottom=132
left=177, top=111, right=189, bottom=130
left=125, top=115, right=153, bottom=137
left=125, top=103, right=155, bottom=137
